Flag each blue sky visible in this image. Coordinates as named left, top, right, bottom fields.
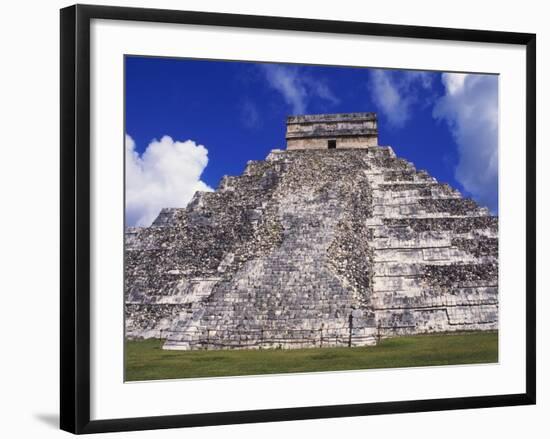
left=125, top=56, right=498, bottom=227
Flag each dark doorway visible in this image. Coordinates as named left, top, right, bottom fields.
left=328, top=139, right=336, bottom=149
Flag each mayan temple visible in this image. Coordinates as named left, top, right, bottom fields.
left=125, top=112, right=498, bottom=350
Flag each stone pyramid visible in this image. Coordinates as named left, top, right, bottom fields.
left=125, top=113, right=498, bottom=350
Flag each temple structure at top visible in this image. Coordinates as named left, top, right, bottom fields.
left=286, top=112, right=378, bottom=150
left=125, top=111, right=498, bottom=350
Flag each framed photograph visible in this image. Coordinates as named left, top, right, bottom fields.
left=60, top=4, right=536, bottom=434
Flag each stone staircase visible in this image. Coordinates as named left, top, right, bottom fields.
left=125, top=146, right=498, bottom=350
left=163, top=151, right=379, bottom=349
left=360, top=147, right=498, bottom=336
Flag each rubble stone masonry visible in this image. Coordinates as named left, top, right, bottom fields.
left=125, top=114, right=498, bottom=350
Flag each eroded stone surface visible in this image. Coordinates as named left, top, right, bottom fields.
left=125, top=144, right=498, bottom=350
left=286, top=112, right=378, bottom=150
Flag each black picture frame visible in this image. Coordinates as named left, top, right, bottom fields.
left=60, top=4, right=536, bottom=434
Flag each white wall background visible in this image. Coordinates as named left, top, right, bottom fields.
left=0, top=0, right=546, bottom=437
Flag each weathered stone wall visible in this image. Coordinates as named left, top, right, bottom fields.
left=286, top=112, right=378, bottom=150
left=363, top=148, right=498, bottom=337
left=287, top=113, right=377, bottom=124
left=287, top=136, right=378, bottom=150
left=125, top=145, right=498, bottom=350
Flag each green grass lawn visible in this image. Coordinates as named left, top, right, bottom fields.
left=125, top=331, right=498, bottom=381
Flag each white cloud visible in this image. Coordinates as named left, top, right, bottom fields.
left=407, top=71, right=435, bottom=90
left=260, top=64, right=339, bottom=114
left=370, top=70, right=405, bottom=126
left=241, top=99, right=261, bottom=129
left=433, top=73, right=499, bottom=211
left=369, top=70, right=434, bottom=128
left=308, top=79, right=340, bottom=106
left=126, top=134, right=213, bottom=227
left=441, top=73, right=467, bottom=96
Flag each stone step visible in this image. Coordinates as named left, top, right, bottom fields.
left=370, top=287, right=498, bottom=309
left=373, top=246, right=475, bottom=263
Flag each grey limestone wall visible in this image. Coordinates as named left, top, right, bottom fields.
left=287, top=136, right=378, bottom=150
left=125, top=145, right=498, bottom=350
left=286, top=112, right=378, bottom=150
